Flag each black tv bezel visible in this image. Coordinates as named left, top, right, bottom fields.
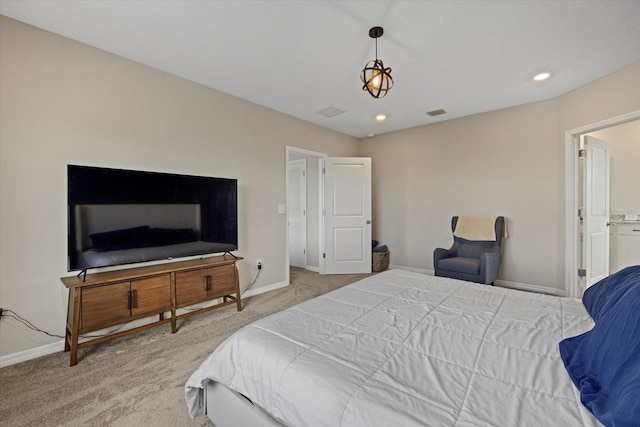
left=67, top=164, right=238, bottom=272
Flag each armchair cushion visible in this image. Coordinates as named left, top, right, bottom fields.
left=438, top=257, right=480, bottom=275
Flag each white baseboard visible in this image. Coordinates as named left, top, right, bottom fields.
left=389, top=264, right=433, bottom=275
left=388, top=264, right=565, bottom=296
left=495, top=280, right=566, bottom=296
left=305, top=265, right=320, bottom=273
left=0, top=340, right=64, bottom=368
left=241, top=280, right=288, bottom=298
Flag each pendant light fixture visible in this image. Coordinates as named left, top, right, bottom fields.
left=360, top=26, right=393, bottom=98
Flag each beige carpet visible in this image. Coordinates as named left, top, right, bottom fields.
left=0, top=268, right=371, bottom=427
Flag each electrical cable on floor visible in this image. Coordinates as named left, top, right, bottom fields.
left=1, top=308, right=128, bottom=339
left=2, top=309, right=65, bottom=339
left=242, top=268, right=262, bottom=296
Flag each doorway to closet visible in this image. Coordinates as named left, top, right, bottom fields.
left=286, top=147, right=324, bottom=275
left=285, top=146, right=373, bottom=279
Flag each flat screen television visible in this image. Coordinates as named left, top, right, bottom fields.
left=67, top=165, right=238, bottom=272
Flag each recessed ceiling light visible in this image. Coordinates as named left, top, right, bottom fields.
left=533, top=72, right=551, bottom=81
left=376, top=114, right=386, bottom=121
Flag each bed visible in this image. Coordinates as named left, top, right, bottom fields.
left=185, top=267, right=640, bottom=427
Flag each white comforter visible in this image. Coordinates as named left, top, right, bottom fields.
left=186, top=270, right=601, bottom=426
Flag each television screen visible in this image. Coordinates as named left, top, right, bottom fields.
left=67, top=165, right=238, bottom=272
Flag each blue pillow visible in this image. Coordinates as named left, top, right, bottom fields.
left=559, top=266, right=640, bottom=427
left=582, top=266, right=640, bottom=321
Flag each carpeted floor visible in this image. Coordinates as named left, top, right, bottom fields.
left=0, top=268, right=370, bottom=427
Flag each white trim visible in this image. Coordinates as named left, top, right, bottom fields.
left=495, top=280, right=566, bottom=297
left=285, top=146, right=327, bottom=159
left=242, top=280, right=288, bottom=298
left=305, top=265, right=320, bottom=273
left=389, top=264, right=565, bottom=296
left=287, top=158, right=308, bottom=269
left=389, top=264, right=433, bottom=275
left=0, top=341, right=63, bottom=368
left=564, top=110, right=640, bottom=298
left=318, top=158, right=325, bottom=275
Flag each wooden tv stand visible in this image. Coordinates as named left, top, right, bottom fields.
left=61, top=255, right=243, bottom=366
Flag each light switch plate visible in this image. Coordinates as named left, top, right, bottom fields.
left=277, top=204, right=286, bottom=214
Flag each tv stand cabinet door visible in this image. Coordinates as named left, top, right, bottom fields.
left=175, top=268, right=209, bottom=307
left=209, top=263, right=237, bottom=297
left=81, top=282, right=131, bottom=332
left=131, top=275, right=171, bottom=318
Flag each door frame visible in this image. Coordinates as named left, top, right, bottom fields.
left=285, top=146, right=326, bottom=284
left=564, top=109, right=640, bottom=297
left=288, top=158, right=307, bottom=269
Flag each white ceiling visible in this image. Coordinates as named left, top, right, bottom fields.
left=2, top=1, right=639, bottom=138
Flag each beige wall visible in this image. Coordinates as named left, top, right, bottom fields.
left=0, top=17, right=359, bottom=358
left=359, top=100, right=560, bottom=288
left=359, top=61, right=640, bottom=292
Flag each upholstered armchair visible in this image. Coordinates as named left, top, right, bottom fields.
left=433, top=216, right=505, bottom=285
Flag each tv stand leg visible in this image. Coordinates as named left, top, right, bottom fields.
left=66, top=288, right=81, bottom=366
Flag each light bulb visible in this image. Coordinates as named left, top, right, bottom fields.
left=534, top=72, right=551, bottom=81
left=371, top=73, right=381, bottom=89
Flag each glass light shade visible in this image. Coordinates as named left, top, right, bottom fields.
left=361, top=59, right=393, bottom=98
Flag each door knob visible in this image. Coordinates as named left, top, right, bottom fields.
left=366, top=220, right=371, bottom=224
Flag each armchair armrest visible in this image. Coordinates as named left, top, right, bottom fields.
left=479, top=252, right=501, bottom=284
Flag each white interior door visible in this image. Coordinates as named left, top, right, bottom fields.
left=583, top=135, right=610, bottom=289
left=288, top=159, right=307, bottom=268
left=323, top=157, right=372, bottom=274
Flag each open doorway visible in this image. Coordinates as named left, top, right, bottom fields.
left=288, top=158, right=307, bottom=269
left=286, top=147, right=326, bottom=279
left=565, top=111, right=640, bottom=297
left=586, top=120, right=640, bottom=274
left=285, top=147, right=373, bottom=279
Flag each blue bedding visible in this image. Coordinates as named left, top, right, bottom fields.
left=559, top=266, right=640, bottom=427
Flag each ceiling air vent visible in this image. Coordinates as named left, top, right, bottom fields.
left=426, top=109, right=446, bottom=117
left=315, top=106, right=346, bottom=118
